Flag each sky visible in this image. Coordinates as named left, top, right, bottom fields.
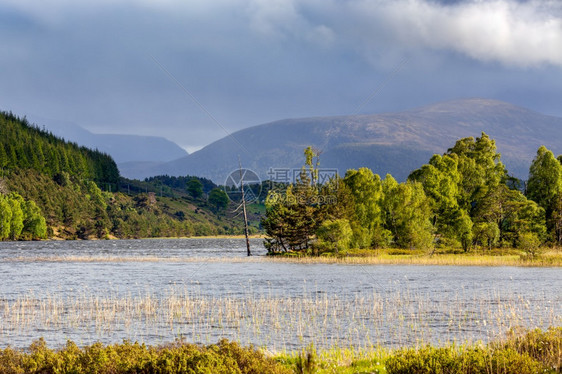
left=1, top=0, right=561, bottom=153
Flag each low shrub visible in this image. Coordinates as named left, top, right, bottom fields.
left=386, top=328, right=562, bottom=374
left=494, top=327, right=562, bottom=372
left=0, top=339, right=291, bottom=374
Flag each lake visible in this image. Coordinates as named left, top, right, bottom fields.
left=0, top=238, right=560, bottom=351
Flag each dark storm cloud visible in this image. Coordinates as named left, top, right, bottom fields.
left=0, top=0, right=561, bottom=151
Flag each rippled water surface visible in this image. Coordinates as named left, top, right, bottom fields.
left=0, top=238, right=560, bottom=350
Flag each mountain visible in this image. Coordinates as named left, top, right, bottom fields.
left=30, top=117, right=189, bottom=168
left=139, top=99, right=562, bottom=183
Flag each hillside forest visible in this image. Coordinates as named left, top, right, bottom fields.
left=0, top=112, right=257, bottom=240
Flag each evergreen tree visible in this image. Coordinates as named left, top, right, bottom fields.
left=262, top=147, right=324, bottom=253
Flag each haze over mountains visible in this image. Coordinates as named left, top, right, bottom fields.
left=31, top=117, right=188, bottom=165
left=118, top=98, right=562, bottom=183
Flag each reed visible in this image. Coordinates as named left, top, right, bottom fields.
left=3, top=249, right=561, bottom=266
left=0, top=284, right=559, bottom=353
left=267, top=249, right=562, bottom=267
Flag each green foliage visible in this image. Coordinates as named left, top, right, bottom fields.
left=0, top=339, right=291, bottom=374
left=385, top=345, right=543, bottom=374
left=0, top=111, right=258, bottom=241
left=262, top=147, right=327, bottom=253
left=145, top=174, right=217, bottom=194
left=517, top=232, right=543, bottom=260
left=527, top=145, right=562, bottom=244
left=385, top=328, right=562, bottom=374
left=472, top=221, right=500, bottom=249
left=208, top=188, right=229, bottom=213
left=472, top=184, right=546, bottom=248
left=315, top=219, right=352, bottom=254
left=21, top=200, right=47, bottom=239
left=7, top=194, right=24, bottom=239
left=446, top=132, right=506, bottom=207
left=0, top=192, right=46, bottom=240
left=382, top=177, right=434, bottom=249
left=186, top=178, right=204, bottom=199
left=267, top=134, right=554, bottom=255
left=4, top=169, right=240, bottom=240
left=494, top=327, right=562, bottom=371
left=527, top=146, right=562, bottom=212
left=0, top=196, right=11, bottom=239
left=408, top=133, right=550, bottom=251
left=0, top=111, right=119, bottom=187
left=294, top=344, right=318, bottom=374
left=343, top=168, right=388, bottom=248
left=272, top=328, right=561, bottom=373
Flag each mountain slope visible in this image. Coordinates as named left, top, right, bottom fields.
left=0, top=112, right=250, bottom=240
left=30, top=117, right=188, bottom=165
left=143, top=99, right=562, bottom=183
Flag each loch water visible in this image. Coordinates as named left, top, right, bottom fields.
left=0, top=238, right=560, bottom=350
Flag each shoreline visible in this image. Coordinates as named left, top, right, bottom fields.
left=3, top=235, right=560, bottom=267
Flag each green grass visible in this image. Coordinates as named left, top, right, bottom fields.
left=275, top=327, right=562, bottom=373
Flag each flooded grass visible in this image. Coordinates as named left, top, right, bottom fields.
left=0, top=285, right=559, bottom=352
left=2, top=251, right=560, bottom=266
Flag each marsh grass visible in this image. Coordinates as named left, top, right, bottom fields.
left=268, top=248, right=562, bottom=267
left=276, top=327, right=562, bottom=373
left=3, top=247, right=561, bottom=266
left=0, top=285, right=559, bottom=353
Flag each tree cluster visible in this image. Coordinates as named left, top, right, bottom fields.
left=0, top=192, right=46, bottom=240
left=263, top=134, right=559, bottom=254
left=0, top=111, right=119, bottom=188
left=144, top=175, right=217, bottom=195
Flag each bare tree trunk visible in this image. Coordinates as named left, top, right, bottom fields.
left=239, top=160, right=251, bottom=256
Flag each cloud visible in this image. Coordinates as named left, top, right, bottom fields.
left=1, top=0, right=562, bottom=152
left=346, top=0, right=562, bottom=68
left=242, top=0, right=562, bottom=68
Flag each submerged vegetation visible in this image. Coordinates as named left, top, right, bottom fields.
left=1, top=281, right=558, bottom=353
left=263, top=134, right=562, bottom=257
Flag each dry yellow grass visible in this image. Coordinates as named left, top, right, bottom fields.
left=3, top=249, right=561, bottom=266
left=267, top=250, right=562, bottom=267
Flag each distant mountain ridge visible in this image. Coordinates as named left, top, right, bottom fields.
left=135, top=98, right=562, bottom=183
left=30, top=117, right=189, bottom=165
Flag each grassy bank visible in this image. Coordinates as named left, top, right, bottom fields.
left=0, top=328, right=560, bottom=373
left=269, top=247, right=562, bottom=267
left=280, top=327, right=561, bottom=373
